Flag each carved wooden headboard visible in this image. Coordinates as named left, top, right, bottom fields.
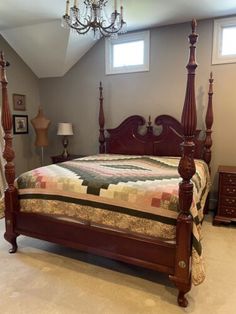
left=98, top=74, right=213, bottom=168
left=103, top=114, right=205, bottom=158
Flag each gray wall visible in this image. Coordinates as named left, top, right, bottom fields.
left=39, top=18, right=236, bottom=196
left=0, top=35, right=41, bottom=175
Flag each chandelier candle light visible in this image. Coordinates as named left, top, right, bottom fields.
left=57, top=122, right=74, bottom=158
left=62, top=0, right=127, bottom=38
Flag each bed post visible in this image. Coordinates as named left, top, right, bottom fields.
left=99, top=82, right=105, bottom=153
left=169, top=20, right=198, bottom=307
left=204, top=72, right=214, bottom=170
left=203, top=73, right=214, bottom=214
left=0, top=52, right=19, bottom=253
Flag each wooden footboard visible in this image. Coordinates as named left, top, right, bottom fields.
left=16, top=211, right=176, bottom=274
left=0, top=20, right=212, bottom=308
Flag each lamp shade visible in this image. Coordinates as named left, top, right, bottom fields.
left=57, top=123, right=73, bottom=136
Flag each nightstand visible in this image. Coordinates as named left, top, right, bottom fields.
left=51, top=154, right=84, bottom=164
left=213, top=165, right=236, bottom=225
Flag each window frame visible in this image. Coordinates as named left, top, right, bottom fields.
left=105, top=30, right=150, bottom=75
left=212, top=16, right=236, bottom=65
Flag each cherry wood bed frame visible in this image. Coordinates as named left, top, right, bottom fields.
left=0, top=20, right=213, bottom=307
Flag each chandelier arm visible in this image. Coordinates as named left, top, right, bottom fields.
left=69, top=24, right=91, bottom=34
left=100, top=22, right=124, bottom=34
left=76, top=27, right=92, bottom=35
left=72, top=19, right=123, bottom=35
left=66, top=19, right=124, bottom=36
left=65, top=17, right=92, bottom=32
left=99, top=14, right=125, bottom=33
left=69, top=25, right=91, bottom=34
left=73, top=16, right=93, bottom=29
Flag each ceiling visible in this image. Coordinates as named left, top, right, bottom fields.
left=1, top=0, right=236, bottom=78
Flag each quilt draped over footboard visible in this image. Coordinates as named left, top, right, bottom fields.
left=16, top=154, right=210, bottom=285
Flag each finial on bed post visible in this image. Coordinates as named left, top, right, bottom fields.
left=203, top=72, right=214, bottom=170
left=147, top=115, right=153, bottom=133
left=0, top=51, right=19, bottom=253
left=170, top=20, right=198, bottom=308
left=99, top=81, right=105, bottom=153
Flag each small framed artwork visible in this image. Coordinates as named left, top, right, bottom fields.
left=13, top=94, right=26, bottom=111
left=13, top=115, right=28, bottom=134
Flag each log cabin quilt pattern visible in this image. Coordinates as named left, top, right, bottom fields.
left=16, top=154, right=210, bottom=285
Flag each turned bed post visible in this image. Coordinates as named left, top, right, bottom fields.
left=99, top=82, right=105, bottom=153
left=170, top=19, right=198, bottom=307
left=204, top=72, right=214, bottom=170
left=203, top=73, right=214, bottom=214
left=0, top=51, right=19, bottom=253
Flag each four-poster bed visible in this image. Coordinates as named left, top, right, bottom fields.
left=0, top=20, right=213, bottom=307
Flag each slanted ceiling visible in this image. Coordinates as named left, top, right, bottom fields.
left=1, top=0, right=236, bottom=78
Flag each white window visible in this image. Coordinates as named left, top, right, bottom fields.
left=105, top=31, right=150, bottom=75
left=212, top=17, right=236, bottom=64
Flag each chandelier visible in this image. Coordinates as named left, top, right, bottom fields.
left=61, top=0, right=127, bottom=39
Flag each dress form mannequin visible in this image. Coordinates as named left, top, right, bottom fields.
left=31, top=107, right=50, bottom=165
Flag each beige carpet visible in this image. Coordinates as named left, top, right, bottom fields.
left=0, top=215, right=236, bottom=314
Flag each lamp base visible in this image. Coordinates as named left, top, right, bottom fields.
left=61, top=136, right=69, bottom=158
left=62, top=150, right=69, bottom=159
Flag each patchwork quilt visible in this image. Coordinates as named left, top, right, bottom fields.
left=16, top=154, right=210, bottom=285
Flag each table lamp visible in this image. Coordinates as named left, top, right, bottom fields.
left=57, top=122, right=74, bottom=158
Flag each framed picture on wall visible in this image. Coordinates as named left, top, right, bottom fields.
left=13, top=94, right=26, bottom=111
left=13, top=115, right=28, bottom=134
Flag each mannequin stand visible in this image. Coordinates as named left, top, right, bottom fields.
left=31, top=107, right=50, bottom=166
left=40, top=147, right=44, bottom=166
